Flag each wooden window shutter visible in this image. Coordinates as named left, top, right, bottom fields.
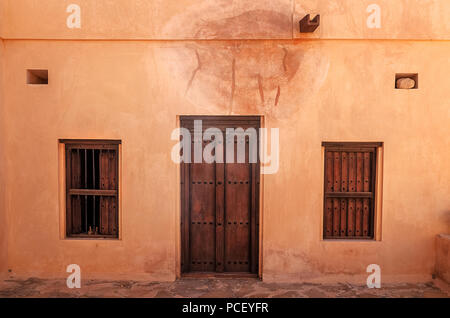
left=63, top=140, right=120, bottom=239
left=99, top=150, right=118, bottom=236
left=323, top=142, right=380, bottom=240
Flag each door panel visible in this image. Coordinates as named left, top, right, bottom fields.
left=189, top=159, right=216, bottom=272
left=224, top=161, right=251, bottom=272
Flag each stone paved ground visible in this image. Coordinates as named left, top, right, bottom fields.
left=0, top=277, right=448, bottom=298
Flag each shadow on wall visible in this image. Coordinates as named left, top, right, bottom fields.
left=435, top=234, right=450, bottom=284
left=444, top=210, right=450, bottom=233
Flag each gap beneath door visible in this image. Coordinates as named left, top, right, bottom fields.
left=181, top=272, right=260, bottom=279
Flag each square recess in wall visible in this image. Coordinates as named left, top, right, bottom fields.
left=395, top=73, right=418, bottom=89
left=27, top=69, right=48, bottom=85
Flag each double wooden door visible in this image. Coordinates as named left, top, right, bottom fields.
left=181, top=116, right=260, bottom=274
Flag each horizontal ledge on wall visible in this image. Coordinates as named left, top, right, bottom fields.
left=323, top=237, right=375, bottom=240
left=59, top=139, right=122, bottom=145
left=1, top=37, right=450, bottom=42
left=66, top=234, right=118, bottom=240
left=322, top=142, right=383, bottom=148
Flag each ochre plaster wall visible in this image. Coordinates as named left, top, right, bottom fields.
left=1, top=39, right=449, bottom=282
left=0, top=1, right=449, bottom=283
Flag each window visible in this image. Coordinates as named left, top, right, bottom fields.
left=62, top=140, right=120, bottom=238
left=322, top=142, right=381, bottom=240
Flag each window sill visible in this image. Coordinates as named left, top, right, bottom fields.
left=66, top=234, right=119, bottom=240
left=322, top=238, right=378, bottom=242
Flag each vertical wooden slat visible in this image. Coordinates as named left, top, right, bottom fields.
left=355, top=199, right=362, bottom=236
left=324, top=151, right=333, bottom=238
left=341, top=152, right=348, bottom=192
left=348, top=152, right=356, bottom=192
left=109, top=150, right=117, bottom=190
left=333, top=152, right=341, bottom=192
left=100, top=151, right=117, bottom=234
left=325, top=198, right=333, bottom=237
left=340, top=199, right=347, bottom=237
left=104, top=196, right=109, bottom=235
left=110, top=197, right=117, bottom=234
left=356, top=152, right=363, bottom=192
left=362, top=152, right=370, bottom=237
left=100, top=150, right=108, bottom=190
left=99, top=150, right=111, bottom=235
left=333, top=199, right=340, bottom=236
left=363, top=152, right=371, bottom=192
left=370, top=151, right=377, bottom=236
left=363, top=198, right=370, bottom=236
left=347, top=199, right=355, bottom=236
left=333, top=152, right=341, bottom=236
left=326, top=151, right=333, bottom=192
left=70, top=148, right=81, bottom=235
left=347, top=152, right=355, bottom=237
left=341, top=152, right=348, bottom=237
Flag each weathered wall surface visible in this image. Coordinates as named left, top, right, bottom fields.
left=1, top=39, right=449, bottom=282
left=1, top=0, right=449, bottom=40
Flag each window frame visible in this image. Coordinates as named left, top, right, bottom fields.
left=61, top=139, right=121, bottom=239
left=322, top=142, right=382, bottom=240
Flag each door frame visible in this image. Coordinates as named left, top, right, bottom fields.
left=176, top=115, right=263, bottom=279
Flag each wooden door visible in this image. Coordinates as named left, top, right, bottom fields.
left=181, top=116, right=260, bottom=274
